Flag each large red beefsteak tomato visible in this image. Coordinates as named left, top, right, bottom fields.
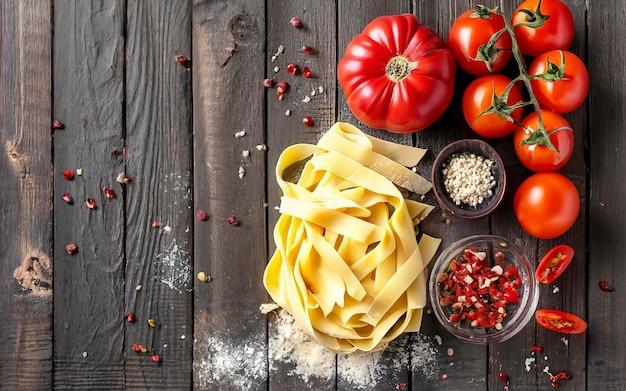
left=338, top=14, right=456, bottom=133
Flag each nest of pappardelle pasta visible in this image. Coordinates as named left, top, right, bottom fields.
left=263, top=122, right=440, bottom=354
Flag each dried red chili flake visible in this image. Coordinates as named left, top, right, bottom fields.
left=62, top=193, right=73, bottom=204
left=290, top=17, right=303, bottom=28
left=85, top=197, right=96, bottom=209
left=263, top=78, right=275, bottom=88
left=599, top=281, right=614, bottom=292
left=498, top=371, right=508, bottom=382
left=62, top=169, right=74, bottom=180
left=196, top=210, right=209, bottom=221
left=124, top=313, right=135, bottom=322
left=227, top=216, right=239, bottom=226
left=132, top=344, right=144, bottom=353
left=302, top=46, right=314, bottom=55
left=532, top=345, right=543, bottom=353
left=116, top=172, right=135, bottom=184
left=151, top=221, right=161, bottom=228
left=286, top=63, right=299, bottom=75
left=303, top=116, right=314, bottom=127
left=302, top=67, right=313, bottom=78
left=53, top=120, right=65, bottom=129
left=151, top=354, right=161, bottom=363
left=103, top=187, right=116, bottom=199
left=548, top=371, right=570, bottom=388
left=275, top=81, right=289, bottom=97
left=174, top=54, right=191, bottom=69
left=65, top=243, right=78, bottom=255
left=395, top=382, right=407, bottom=390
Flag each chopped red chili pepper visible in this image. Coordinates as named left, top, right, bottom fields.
left=151, top=354, right=161, bottom=363
left=532, top=345, right=543, bottom=353
left=498, top=371, right=507, bottom=382
left=133, top=344, right=143, bottom=353
left=125, top=313, right=135, bottom=322
left=436, top=248, right=521, bottom=330
left=599, top=281, right=614, bottom=292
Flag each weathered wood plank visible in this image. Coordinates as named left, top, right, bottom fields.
left=0, top=1, right=53, bottom=390
left=123, top=1, right=193, bottom=389
left=52, top=1, right=126, bottom=388
left=265, top=1, right=339, bottom=389
left=587, top=0, right=626, bottom=389
left=192, top=0, right=268, bottom=389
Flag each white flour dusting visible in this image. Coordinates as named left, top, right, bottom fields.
left=196, top=330, right=267, bottom=390
left=156, top=241, right=191, bottom=293
left=267, top=308, right=440, bottom=388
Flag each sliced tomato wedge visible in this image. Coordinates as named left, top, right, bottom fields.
left=535, top=309, right=587, bottom=334
left=535, top=244, right=574, bottom=284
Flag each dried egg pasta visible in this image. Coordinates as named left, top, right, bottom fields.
left=263, top=122, right=440, bottom=353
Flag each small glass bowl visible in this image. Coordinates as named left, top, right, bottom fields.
left=428, top=235, right=539, bottom=344
left=431, top=139, right=506, bottom=219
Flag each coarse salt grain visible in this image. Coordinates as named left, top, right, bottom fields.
left=238, top=166, right=245, bottom=179
left=242, top=150, right=250, bottom=158
left=442, top=152, right=496, bottom=207
left=234, top=130, right=246, bottom=138
left=285, top=109, right=291, bottom=116
left=302, top=95, right=311, bottom=103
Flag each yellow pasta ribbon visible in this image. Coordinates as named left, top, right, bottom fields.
left=263, top=122, right=440, bottom=353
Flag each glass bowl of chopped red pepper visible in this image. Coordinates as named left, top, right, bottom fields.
left=429, top=235, right=539, bottom=344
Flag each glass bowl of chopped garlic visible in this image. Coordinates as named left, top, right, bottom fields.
left=431, top=139, right=506, bottom=218
left=429, top=235, right=539, bottom=344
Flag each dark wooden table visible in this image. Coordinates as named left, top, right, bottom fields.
left=1, top=0, right=624, bottom=390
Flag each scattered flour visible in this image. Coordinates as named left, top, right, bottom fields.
left=196, top=330, right=267, bottom=390
left=268, top=308, right=440, bottom=388
left=156, top=241, right=191, bottom=293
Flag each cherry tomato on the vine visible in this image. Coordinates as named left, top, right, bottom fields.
left=513, top=171, right=580, bottom=239
left=447, top=7, right=512, bottom=75
left=513, top=110, right=574, bottom=172
left=462, top=74, right=524, bottom=139
left=529, top=50, right=589, bottom=113
left=535, top=309, right=587, bottom=334
left=536, top=244, right=575, bottom=284
left=511, top=0, right=575, bottom=56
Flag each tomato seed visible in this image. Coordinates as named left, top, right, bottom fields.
left=53, top=120, right=65, bottom=129
left=302, top=67, right=313, bottom=78
left=303, top=116, right=314, bottom=127
left=290, top=17, right=303, bottom=28
left=599, top=281, right=614, bottom=292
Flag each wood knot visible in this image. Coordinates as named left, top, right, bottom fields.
left=13, top=252, right=52, bottom=298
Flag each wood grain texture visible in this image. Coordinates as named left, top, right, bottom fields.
left=265, top=1, right=339, bottom=389
left=0, top=1, right=53, bottom=389
left=192, top=0, right=268, bottom=389
left=124, top=1, right=193, bottom=389
left=52, top=0, right=126, bottom=388
left=587, top=0, right=626, bottom=389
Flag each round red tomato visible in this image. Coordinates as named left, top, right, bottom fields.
left=529, top=50, right=589, bottom=113
left=535, top=309, right=587, bottom=334
left=513, top=111, right=574, bottom=172
left=513, top=172, right=580, bottom=239
left=511, top=0, right=575, bottom=56
left=447, top=7, right=512, bottom=75
left=535, top=244, right=575, bottom=284
left=462, top=74, right=524, bottom=138
left=337, top=14, right=456, bottom=133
